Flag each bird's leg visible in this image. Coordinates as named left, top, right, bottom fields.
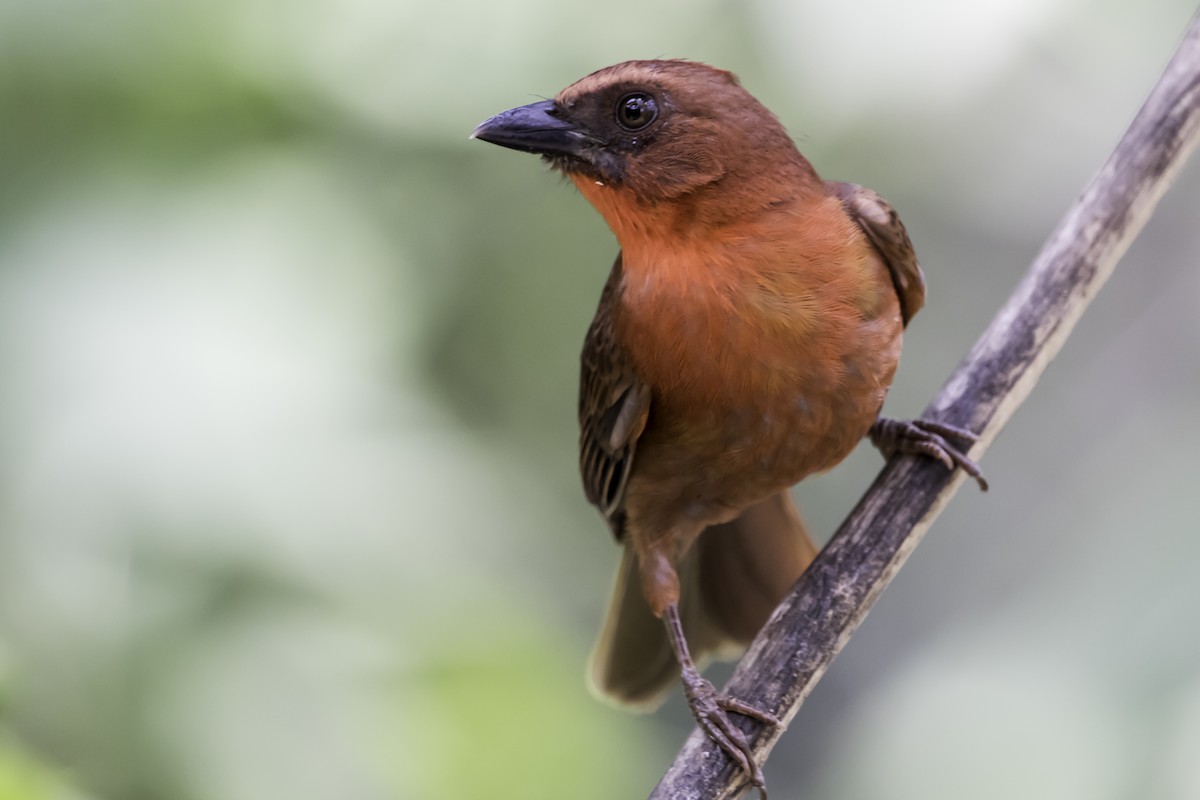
left=663, top=603, right=780, bottom=798
left=869, top=417, right=988, bottom=491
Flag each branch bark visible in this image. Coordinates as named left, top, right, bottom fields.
left=650, top=12, right=1200, bottom=800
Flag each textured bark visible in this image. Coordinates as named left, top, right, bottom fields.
left=650, top=12, right=1200, bottom=800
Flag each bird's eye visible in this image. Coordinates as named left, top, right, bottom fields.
left=616, top=93, right=658, bottom=131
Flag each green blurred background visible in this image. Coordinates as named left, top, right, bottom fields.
left=1, top=1, right=1198, bottom=798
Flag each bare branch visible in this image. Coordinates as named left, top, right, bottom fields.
left=651, top=12, right=1200, bottom=800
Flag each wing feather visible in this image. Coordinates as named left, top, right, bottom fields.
left=579, top=254, right=650, bottom=539
left=828, top=181, right=926, bottom=325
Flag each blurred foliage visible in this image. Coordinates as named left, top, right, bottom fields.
left=0, top=741, right=81, bottom=800
left=0, top=1, right=1198, bottom=799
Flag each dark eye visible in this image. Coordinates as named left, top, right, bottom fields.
left=616, top=93, right=658, bottom=131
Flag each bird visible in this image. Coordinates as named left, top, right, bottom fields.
left=471, top=59, right=985, bottom=795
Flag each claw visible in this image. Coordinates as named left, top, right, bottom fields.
left=680, top=666, right=776, bottom=796
left=870, top=417, right=988, bottom=491
left=665, top=604, right=780, bottom=797
left=718, top=695, right=783, bottom=728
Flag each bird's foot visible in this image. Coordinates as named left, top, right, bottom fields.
left=680, top=666, right=780, bottom=799
left=869, top=417, right=988, bottom=491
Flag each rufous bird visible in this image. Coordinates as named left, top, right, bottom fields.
left=472, top=59, right=985, bottom=795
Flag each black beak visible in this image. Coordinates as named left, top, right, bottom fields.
left=470, top=100, right=597, bottom=158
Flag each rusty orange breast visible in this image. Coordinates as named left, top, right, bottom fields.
left=609, top=195, right=904, bottom=518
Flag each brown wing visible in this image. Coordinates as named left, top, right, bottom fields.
left=579, top=254, right=651, bottom=541
left=828, top=181, right=926, bottom=326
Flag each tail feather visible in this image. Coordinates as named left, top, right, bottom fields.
left=588, top=491, right=817, bottom=709
left=587, top=547, right=688, bottom=709
left=698, top=490, right=818, bottom=643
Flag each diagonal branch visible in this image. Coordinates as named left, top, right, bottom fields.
left=650, top=12, right=1200, bottom=800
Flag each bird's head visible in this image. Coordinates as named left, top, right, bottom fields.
left=472, top=60, right=817, bottom=233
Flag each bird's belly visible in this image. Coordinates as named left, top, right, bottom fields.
left=628, top=321, right=899, bottom=533
left=691, top=379, right=878, bottom=508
